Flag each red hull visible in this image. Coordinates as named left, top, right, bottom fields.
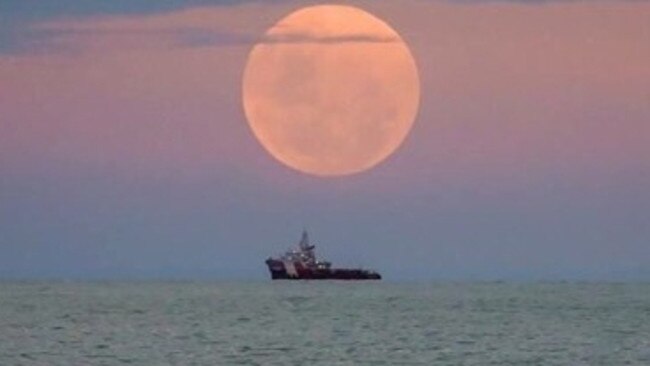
left=266, top=259, right=381, bottom=280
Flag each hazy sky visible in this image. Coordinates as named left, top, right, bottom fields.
left=1, top=0, right=649, bottom=280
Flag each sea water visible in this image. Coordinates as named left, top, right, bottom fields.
left=0, top=281, right=648, bottom=365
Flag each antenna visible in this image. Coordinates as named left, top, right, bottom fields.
left=299, top=229, right=309, bottom=249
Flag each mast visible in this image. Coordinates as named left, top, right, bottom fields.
left=299, top=229, right=310, bottom=250
left=298, top=229, right=316, bottom=265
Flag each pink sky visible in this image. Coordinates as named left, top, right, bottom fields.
left=1, top=1, right=648, bottom=185
left=1, top=1, right=649, bottom=279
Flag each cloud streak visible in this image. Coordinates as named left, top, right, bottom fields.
left=9, top=24, right=399, bottom=55
left=4, top=0, right=629, bottom=55
left=259, top=33, right=398, bottom=44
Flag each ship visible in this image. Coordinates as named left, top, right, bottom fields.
left=265, top=230, right=381, bottom=280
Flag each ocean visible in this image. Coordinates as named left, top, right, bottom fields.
left=1, top=281, right=648, bottom=365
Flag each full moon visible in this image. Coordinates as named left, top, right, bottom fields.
left=242, top=5, right=420, bottom=176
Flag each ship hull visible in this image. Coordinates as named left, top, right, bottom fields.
left=266, top=259, right=381, bottom=280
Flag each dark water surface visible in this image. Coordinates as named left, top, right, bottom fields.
left=1, top=281, right=649, bottom=365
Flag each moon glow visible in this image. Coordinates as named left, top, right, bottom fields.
left=242, top=5, right=420, bottom=176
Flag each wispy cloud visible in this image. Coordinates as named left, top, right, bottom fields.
left=177, top=30, right=399, bottom=48
left=9, top=23, right=399, bottom=55
left=1, top=0, right=640, bottom=55
left=259, top=33, right=399, bottom=45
